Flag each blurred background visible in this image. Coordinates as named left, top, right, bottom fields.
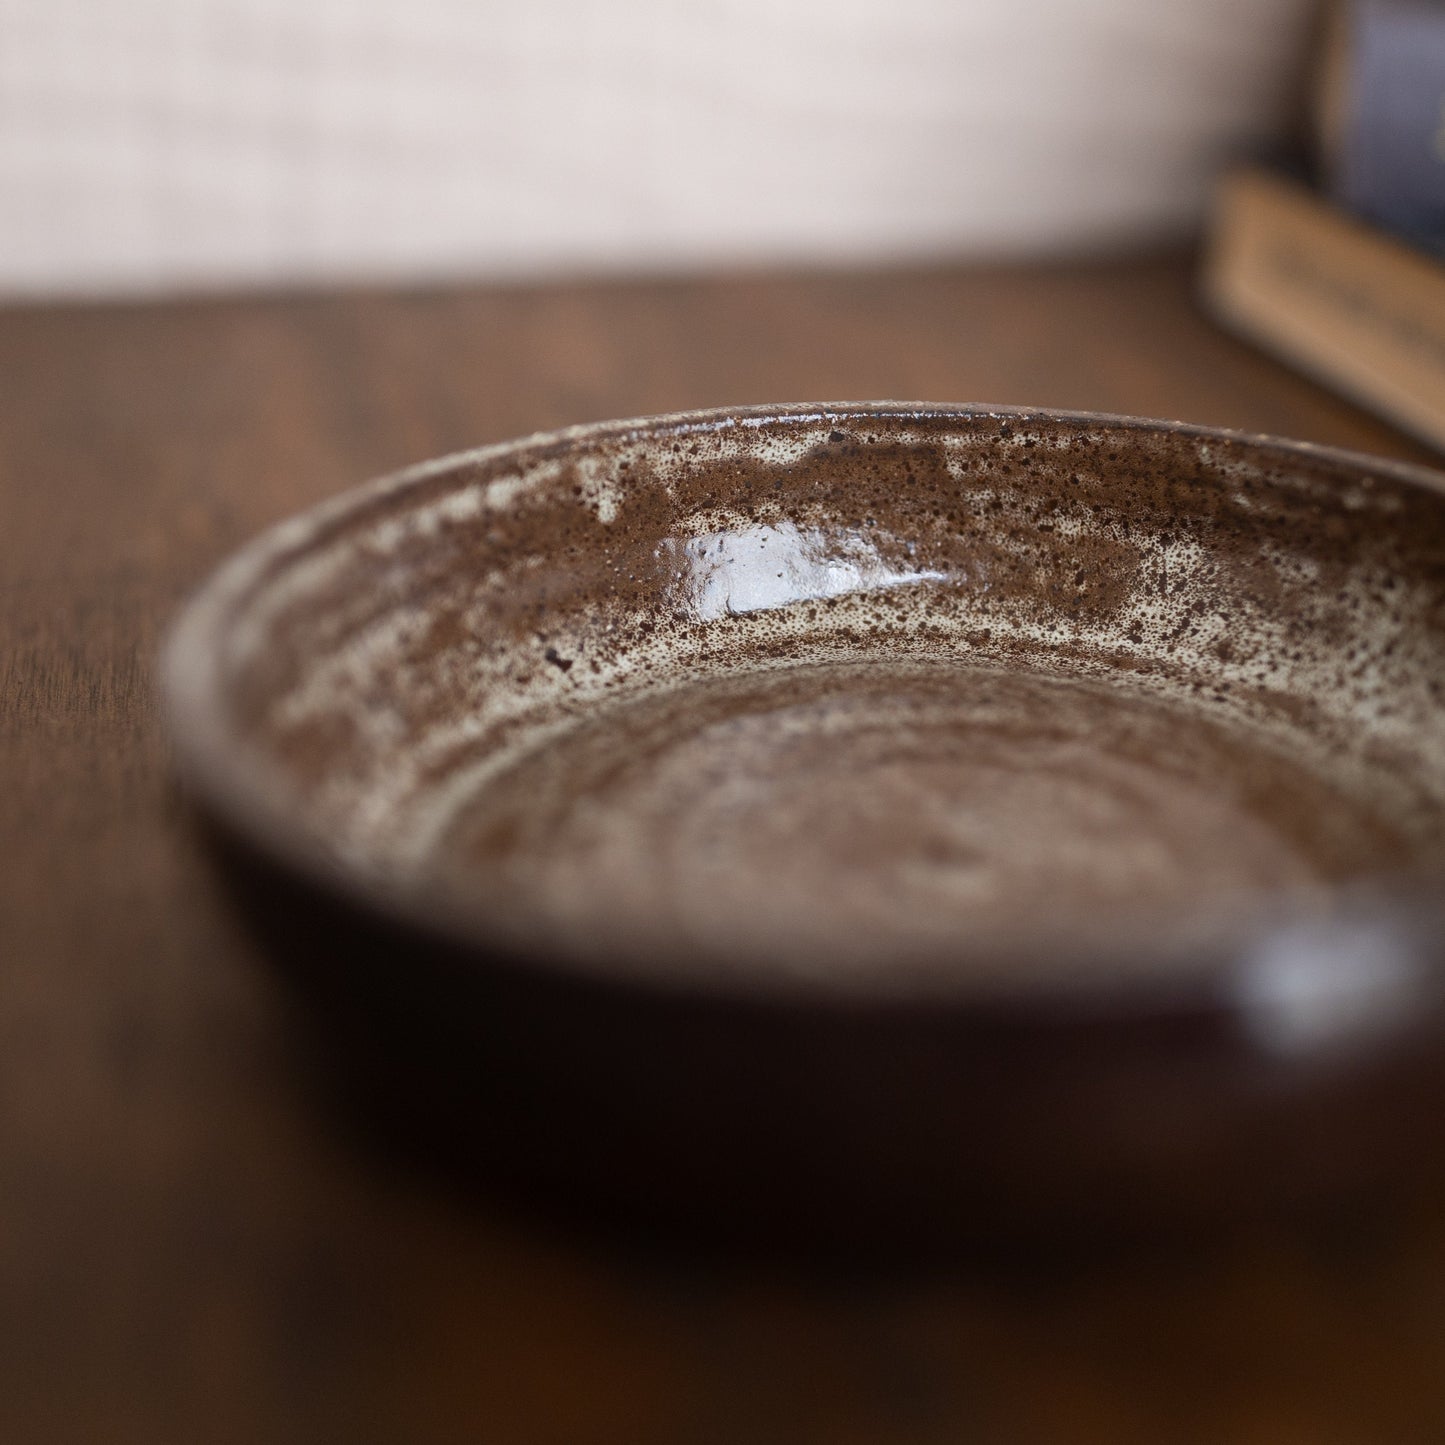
left=1, top=0, right=1315, bottom=296
left=10, top=4, right=1445, bottom=1443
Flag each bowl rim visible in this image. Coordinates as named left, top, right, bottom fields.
left=160, top=401, right=1445, bottom=1017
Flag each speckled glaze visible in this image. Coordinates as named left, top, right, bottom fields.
left=163, top=404, right=1445, bottom=1244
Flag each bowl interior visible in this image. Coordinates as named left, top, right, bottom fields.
left=169, top=406, right=1445, bottom=993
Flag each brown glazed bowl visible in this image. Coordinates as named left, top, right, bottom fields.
left=163, top=404, right=1445, bottom=1250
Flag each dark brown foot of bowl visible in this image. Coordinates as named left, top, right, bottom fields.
left=198, top=816, right=1445, bottom=1263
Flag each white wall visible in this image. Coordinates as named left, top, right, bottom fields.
left=0, top=0, right=1316, bottom=297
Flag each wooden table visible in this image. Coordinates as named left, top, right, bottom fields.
left=5, top=255, right=1445, bottom=1444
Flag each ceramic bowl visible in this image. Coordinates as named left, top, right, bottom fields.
left=163, top=404, right=1445, bottom=1247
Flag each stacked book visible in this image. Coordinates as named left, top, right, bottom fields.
left=1203, top=0, right=1445, bottom=449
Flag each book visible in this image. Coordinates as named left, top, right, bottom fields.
left=1202, top=166, right=1445, bottom=451
left=1315, top=0, right=1445, bottom=254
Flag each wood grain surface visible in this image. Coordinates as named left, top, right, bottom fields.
left=4, top=255, right=1445, bottom=1444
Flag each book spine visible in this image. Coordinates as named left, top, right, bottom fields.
left=1325, top=0, right=1445, bottom=252
left=1205, top=169, right=1445, bottom=451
